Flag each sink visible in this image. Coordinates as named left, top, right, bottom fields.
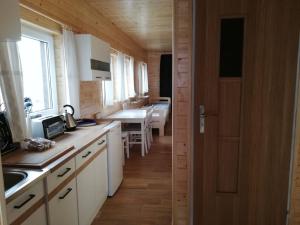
left=3, top=171, right=28, bottom=191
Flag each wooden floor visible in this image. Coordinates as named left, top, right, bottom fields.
left=92, top=123, right=172, bottom=225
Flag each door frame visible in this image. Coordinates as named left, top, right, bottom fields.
left=287, top=34, right=300, bottom=225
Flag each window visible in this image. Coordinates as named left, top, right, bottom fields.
left=139, top=62, right=148, bottom=95
left=102, top=51, right=136, bottom=107
left=18, top=24, right=57, bottom=115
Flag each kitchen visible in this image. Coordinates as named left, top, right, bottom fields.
left=0, top=0, right=173, bottom=225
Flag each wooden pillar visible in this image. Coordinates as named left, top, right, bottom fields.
left=173, top=0, right=193, bottom=224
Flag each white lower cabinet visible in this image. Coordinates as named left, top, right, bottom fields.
left=21, top=204, right=47, bottom=225
left=48, top=178, right=78, bottom=225
left=77, top=160, right=96, bottom=225
left=77, top=148, right=108, bottom=225
left=93, top=149, right=108, bottom=210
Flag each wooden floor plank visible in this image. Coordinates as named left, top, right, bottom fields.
left=92, top=123, right=172, bottom=225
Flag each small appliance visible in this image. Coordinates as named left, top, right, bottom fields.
left=0, top=112, right=18, bottom=155
left=63, top=105, right=77, bottom=131
left=31, top=115, right=65, bottom=139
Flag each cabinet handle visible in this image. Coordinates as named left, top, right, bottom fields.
left=14, top=194, right=35, bottom=209
left=98, top=140, right=105, bottom=145
left=57, top=168, right=71, bottom=177
left=82, top=151, right=92, bottom=158
left=59, top=188, right=72, bottom=200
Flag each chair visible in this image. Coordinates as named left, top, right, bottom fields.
left=122, top=131, right=129, bottom=160
left=123, top=107, right=153, bottom=156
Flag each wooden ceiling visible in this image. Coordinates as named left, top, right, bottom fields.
left=85, top=0, right=173, bottom=52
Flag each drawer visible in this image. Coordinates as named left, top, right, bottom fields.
left=76, top=135, right=107, bottom=169
left=47, top=158, right=76, bottom=194
left=7, top=180, right=44, bottom=224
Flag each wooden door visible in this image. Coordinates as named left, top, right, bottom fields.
left=194, top=14, right=243, bottom=225
left=193, top=0, right=300, bottom=224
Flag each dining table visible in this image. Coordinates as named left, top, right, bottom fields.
left=103, top=109, right=147, bottom=156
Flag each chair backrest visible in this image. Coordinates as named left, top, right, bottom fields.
left=145, top=107, right=154, bottom=126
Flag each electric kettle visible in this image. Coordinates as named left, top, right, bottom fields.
left=63, top=105, right=77, bottom=131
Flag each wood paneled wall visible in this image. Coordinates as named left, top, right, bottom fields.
left=20, top=0, right=147, bottom=61
left=173, top=0, right=193, bottom=224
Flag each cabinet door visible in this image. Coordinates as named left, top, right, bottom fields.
left=93, top=149, right=108, bottom=209
left=48, top=178, right=78, bottom=225
left=77, top=161, right=95, bottom=225
left=21, top=204, right=47, bottom=225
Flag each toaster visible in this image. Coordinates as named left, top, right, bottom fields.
left=31, top=115, right=65, bottom=139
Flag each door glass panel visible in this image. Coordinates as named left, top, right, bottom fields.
left=219, top=18, right=244, bottom=77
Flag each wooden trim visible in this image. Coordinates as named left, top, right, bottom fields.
left=173, top=0, right=193, bottom=224
left=20, top=6, right=62, bottom=34
left=10, top=197, right=45, bottom=225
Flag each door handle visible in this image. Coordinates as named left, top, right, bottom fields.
left=59, top=188, right=73, bottom=199
left=82, top=151, right=92, bottom=158
left=14, top=194, right=35, bottom=209
left=200, top=105, right=205, bottom=134
left=57, top=168, right=71, bottom=177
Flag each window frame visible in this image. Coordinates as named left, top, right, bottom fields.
left=20, top=24, right=58, bottom=116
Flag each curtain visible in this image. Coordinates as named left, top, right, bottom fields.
left=0, top=42, right=26, bottom=142
left=102, top=54, right=115, bottom=106
left=138, top=62, right=149, bottom=95
left=124, top=56, right=135, bottom=98
left=143, top=63, right=149, bottom=93
left=62, top=29, right=80, bottom=119
left=115, top=52, right=126, bottom=101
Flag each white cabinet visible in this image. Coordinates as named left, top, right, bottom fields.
left=6, top=180, right=45, bottom=224
left=0, top=0, right=21, bottom=41
left=48, top=178, right=78, bottom=225
left=76, top=137, right=108, bottom=225
left=75, top=34, right=111, bottom=81
left=93, top=149, right=108, bottom=210
left=21, top=204, right=47, bottom=225
left=46, top=158, right=76, bottom=194
left=77, top=159, right=96, bottom=225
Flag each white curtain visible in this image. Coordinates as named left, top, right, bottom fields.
left=139, top=62, right=149, bottom=95
left=115, top=52, right=126, bottom=101
left=124, top=56, right=135, bottom=98
left=143, top=63, right=149, bottom=93
left=62, top=29, right=80, bottom=119
left=0, top=42, right=26, bottom=141
left=102, top=80, right=114, bottom=106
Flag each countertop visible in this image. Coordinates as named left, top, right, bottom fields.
left=3, top=122, right=111, bottom=202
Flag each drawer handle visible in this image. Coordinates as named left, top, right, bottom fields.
left=59, top=188, right=72, bottom=200
left=14, top=194, right=35, bottom=209
left=98, top=140, right=105, bottom=145
left=57, top=168, right=71, bottom=177
left=82, top=151, right=92, bottom=158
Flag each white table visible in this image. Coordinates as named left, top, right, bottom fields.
left=104, top=109, right=147, bottom=156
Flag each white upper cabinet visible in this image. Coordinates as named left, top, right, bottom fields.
left=0, top=0, right=21, bottom=41
left=75, top=34, right=111, bottom=81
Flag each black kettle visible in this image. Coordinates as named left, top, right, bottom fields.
left=63, top=105, right=77, bottom=131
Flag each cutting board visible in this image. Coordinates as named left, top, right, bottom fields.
left=2, top=144, right=75, bottom=169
